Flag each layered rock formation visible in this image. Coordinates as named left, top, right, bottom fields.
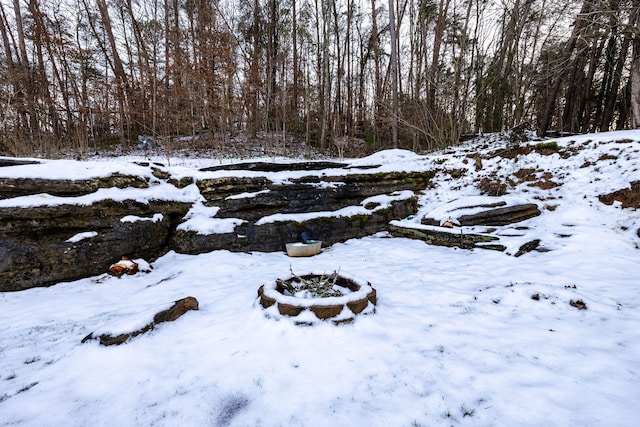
left=0, top=160, right=433, bottom=291
left=0, top=199, right=190, bottom=291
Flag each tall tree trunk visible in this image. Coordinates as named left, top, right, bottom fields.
left=631, top=23, right=640, bottom=128
left=631, top=56, right=640, bottom=128
left=96, top=0, right=130, bottom=142
left=579, top=35, right=606, bottom=132
left=561, top=18, right=592, bottom=134
left=332, top=0, right=343, bottom=132
left=249, top=0, right=260, bottom=136
left=264, top=0, right=279, bottom=132
left=28, top=0, right=66, bottom=140
left=539, top=1, right=593, bottom=136
left=0, top=2, right=17, bottom=132
left=345, top=0, right=354, bottom=135
left=292, top=0, right=299, bottom=120
left=125, top=0, right=153, bottom=133
left=427, top=0, right=451, bottom=111
left=370, top=0, right=381, bottom=145
left=319, top=0, right=331, bottom=150
left=11, top=0, right=37, bottom=138
left=452, top=0, right=473, bottom=123
left=388, top=0, right=398, bottom=148
left=0, top=2, right=15, bottom=71
left=601, top=34, right=631, bottom=130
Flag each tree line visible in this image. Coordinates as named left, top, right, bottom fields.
left=1, top=0, right=639, bottom=157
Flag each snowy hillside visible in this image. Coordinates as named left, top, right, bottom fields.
left=1, top=130, right=639, bottom=426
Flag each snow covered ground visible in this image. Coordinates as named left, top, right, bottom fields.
left=1, top=131, right=640, bottom=426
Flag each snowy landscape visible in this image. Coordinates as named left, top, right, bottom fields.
left=1, top=130, right=640, bottom=426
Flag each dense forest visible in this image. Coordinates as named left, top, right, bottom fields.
left=0, top=0, right=639, bottom=157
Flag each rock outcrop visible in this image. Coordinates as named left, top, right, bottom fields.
left=172, top=196, right=418, bottom=254
left=173, top=169, right=432, bottom=254
left=0, top=199, right=190, bottom=291
left=0, top=160, right=433, bottom=291
left=389, top=197, right=544, bottom=253
left=196, top=170, right=433, bottom=220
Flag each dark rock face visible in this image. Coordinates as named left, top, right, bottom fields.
left=0, top=173, right=148, bottom=199
left=172, top=170, right=432, bottom=254
left=0, top=159, right=40, bottom=167
left=198, top=170, right=433, bottom=220
left=0, top=199, right=190, bottom=291
left=1, top=163, right=432, bottom=291
left=514, top=239, right=541, bottom=257
left=172, top=197, right=418, bottom=254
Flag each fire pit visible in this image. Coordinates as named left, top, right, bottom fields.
left=257, top=271, right=376, bottom=324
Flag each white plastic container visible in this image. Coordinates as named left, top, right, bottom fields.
left=285, top=240, right=322, bottom=257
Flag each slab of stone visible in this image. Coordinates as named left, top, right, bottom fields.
left=457, top=203, right=541, bottom=226
left=388, top=223, right=505, bottom=251
left=0, top=173, right=149, bottom=199
left=514, top=239, right=541, bottom=257
left=0, top=159, right=40, bottom=167
left=200, top=160, right=349, bottom=172
left=81, top=297, right=199, bottom=346
left=422, top=203, right=540, bottom=227
left=198, top=170, right=434, bottom=221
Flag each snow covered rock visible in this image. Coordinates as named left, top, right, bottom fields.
left=423, top=203, right=540, bottom=227
left=82, top=296, right=199, bottom=346
left=171, top=193, right=418, bottom=254
left=420, top=197, right=540, bottom=227
left=171, top=168, right=432, bottom=255
left=388, top=223, right=505, bottom=251
left=0, top=173, right=149, bottom=199
left=0, top=159, right=432, bottom=290
left=0, top=199, right=190, bottom=291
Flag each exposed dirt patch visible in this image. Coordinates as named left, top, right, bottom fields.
left=479, top=177, right=508, bottom=196
left=598, top=153, right=618, bottom=161
left=487, top=145, right=533, bottom=159
left=445, top=168, right=467, bottom=179
left=512, top=169, right=560, bottom=189
left=487, top=141, right=574, bottom=160
left=529, top=173, right=561, bottom=190
left=534, top=142, right=560, bottom=155
left=599, top=181, right=640, bottom=209
left=513, top=168, right=537, bottom=182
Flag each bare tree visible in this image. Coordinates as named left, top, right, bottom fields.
left=539, top=1, right=594, bottom=136
left=629, top=3, right=640, bottom=128
left=388, top=0, right=398, bottom=148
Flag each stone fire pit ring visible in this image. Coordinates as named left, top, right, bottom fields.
left=257, top=271, right=377, bottom=324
